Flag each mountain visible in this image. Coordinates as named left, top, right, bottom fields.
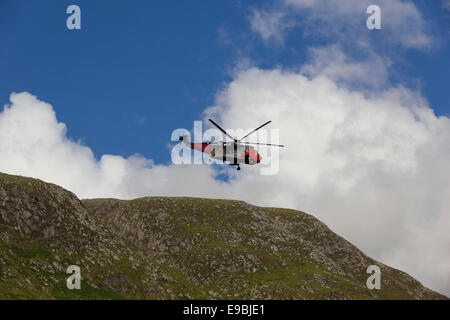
left=0, top=172, right=446, bottom=299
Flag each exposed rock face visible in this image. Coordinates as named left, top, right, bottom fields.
left=0, top=172, right=446, bottom=299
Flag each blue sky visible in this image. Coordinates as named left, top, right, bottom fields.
left=0, top=0, right=264, bottom=163
left=1, top=0, right=448, bottom=165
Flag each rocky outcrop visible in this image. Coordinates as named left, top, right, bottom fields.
left=0, top=172, right=446, bottom=299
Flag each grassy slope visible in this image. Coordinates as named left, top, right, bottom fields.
left=0, top=172, right=447, bottom=300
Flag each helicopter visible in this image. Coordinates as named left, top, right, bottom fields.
left=179, top=119, right=284, bottom=170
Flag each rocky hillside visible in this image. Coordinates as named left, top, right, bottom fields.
left=0, top=172, right=446, bottom=299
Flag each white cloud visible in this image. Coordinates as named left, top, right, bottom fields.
left=1, top=69, right=449, bottom=298
left=300, top=45, right=390, bottom=89
left=442, top=0, right=450, bottom=11
left=206, top=67, right=450, bottom=296
left=249, top=9, right=289, bottom=44
left=251, top=0, right=433, bottom=49
left=0, top=92, right=222, bottom=199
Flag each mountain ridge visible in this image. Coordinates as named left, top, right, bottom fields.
left=0, top=172, right=447, bottom=299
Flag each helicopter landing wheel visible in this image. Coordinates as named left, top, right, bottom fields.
left=237, top=165, right=241, bottom=171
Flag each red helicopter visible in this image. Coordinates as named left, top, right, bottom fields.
left=179, top=119, right=284, bottom=170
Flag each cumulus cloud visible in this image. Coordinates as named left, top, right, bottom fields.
left=0, top=92, right=278, bottom=202
left=250, top=0, right=433, bottom=49
left=1, top=70, right=449, bottom=297
left=206, top=67, right=450, bottom=296
left=249, top=9, right=289, bottom=44
left=0, top=92, right=225, bottom=199
left=300, top=45, right=390, bottom=89
left=442, top=0, right=450, bottom=11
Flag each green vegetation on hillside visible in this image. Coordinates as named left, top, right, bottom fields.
left=0, top=172, right=446, bottom=300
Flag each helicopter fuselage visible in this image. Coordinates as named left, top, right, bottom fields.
left=177, top=119, right=283, bottom=170
left=181, top=137, right=261, bottom=165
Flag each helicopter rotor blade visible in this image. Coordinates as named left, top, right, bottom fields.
left=208, top=118, right=237, bottom=142
left=243, top=142, right=285, bottom=147
left=238, top=121, right=272, bottom=142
